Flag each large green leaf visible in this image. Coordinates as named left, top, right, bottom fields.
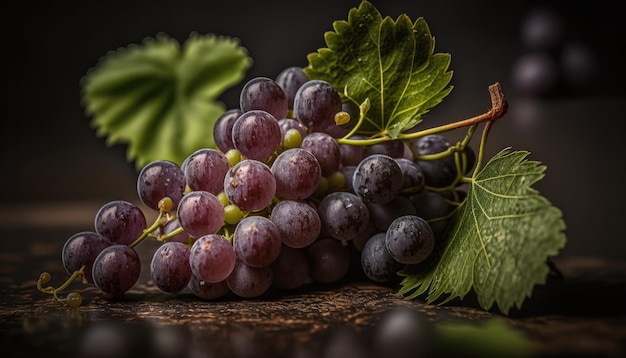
left=81, top=32, right=252, bottom=168
left=399, top=149, right=567, bottom=314
left=304, top=0, right=453, bottom=137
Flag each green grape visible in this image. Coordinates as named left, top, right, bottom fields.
left=327, top=170, right=346, bottom=192
left=225, top=148, right=242, bottom=167
left=66, top=292, right=83, bottom=307
left=224, top=204, right=243, bottom=225
left=158, top=197, right=173, bottom=213
left=283, top=128, right=302, bottom=149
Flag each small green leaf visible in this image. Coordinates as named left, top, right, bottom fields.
left=304, top=0, right=452, bottom=137
left=81, top=32, right=252, bottom=168
left=399, top=149, right=567, bottom=314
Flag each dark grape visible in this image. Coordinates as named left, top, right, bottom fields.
left=293, top=79, right=342, bottom=132
left=231, top=110, right=282, bottom=161
left=226, top=260, right=273, bottom=298
left=189, top=234, right=236, bottom=284
left=176, top=190, right=225, bottom=239
left=183, top=148, right=230, bottom=195
left=366, top=195, right=417, bottom=231
left=233, top=216, right=282, bottom=268
left=62, top=231, right=111, bottom=283
left=270, top=199, right=321, bottom=248
left=385, top=215, right=435, bottom=265
left=94, top=200, right=147, bottom=246
left=307, top=238, right=351, bottom=284
left=187, top=274, right=230, bottom=300
left=271, top=245, right=311, bottom=291
left=275, top=66, right=308, bottom=110
left=360, top=232, right=402, bottom=283
left=213, top=109, right=243, bottom=153
left=224, top=159, right=276, bottom=212
left=92, top=244, right=141, bottom=296
left=239, top=76, right=288, bottom=121
left=271, top=148, right=321, bottom=200
left=300, top=132, right=342, bottom=176
left=352, top=154, right=403, bottom=205
left=317, top=191, right=370, bottom=241
left=137, top=160, right=186, bottom=211
left=150, top=241, right=192, bottom=294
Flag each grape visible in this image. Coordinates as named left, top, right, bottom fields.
left=307, top=238, right=351, bottom=284
left=231, top=109, right=282, bottom=161
left=271, top=199, right=321, bottom=248
left=271, top=148, right=321, bottom=200
left=150, top=241, right=192, bottom=294
left=239, top=76, right=288, bottom=121
left=92, top=244, right=141, bottom=296
left=94, top=200, right=147, bottom=246
left=352, top=154, right=403, bottom=205
left=187, top=274, right=229, bottom=300
left=183, top=148, right=230, bottom=195
left=366, top=195, right=417, bottom=231
left=317, top=191, right=370, bottom=241
left=176, top=191, right=225, bottom=239
left=271, top=245, right=311, bottom=291
left=350, top=221, right=378, bottom=252
left=233, top=216, right=282, bottom=268
left=224, top=159, right=276, bottom=212
left=226, top=259, right=273, bottom=298
left=275, top=66, right=308, bottom=110
left=395, top=157, right=426, bottom=194
left=293, top=79, right=342, bottom=132
left=339, top=139, right=365, bottom=167
left=339, top=165, right=356, bottom=193
left=300, top=132, right=341, bottom=176
left=213, top=109, right=243, bottom=153
left=360, top=232, right=402, bottom=283
left=411, top=134, right=475, bottom=188
left=137, top=160, right=186, bottom=211
left=561, top=40, right=599, bottom=93
left=278, top=118, right=308, bottom=144
left=385, top=215, right=435, bottom=265
left=189, top=234, right=236, bottom=283
left=62, top=231, right=111, bottom=283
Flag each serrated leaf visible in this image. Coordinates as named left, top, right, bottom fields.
left=304, top=0, right=453, bottom=137
left=399, top=149, right=567, bottom=315
left=81, top=32, right=252, bottom=168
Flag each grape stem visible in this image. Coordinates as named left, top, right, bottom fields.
left=37, top=265, right=85, bottom=301
left=337, top=82, right=508, bottom=146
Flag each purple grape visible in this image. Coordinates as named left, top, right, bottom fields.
left=275, top=66, right=308, bottom=110
left=224, top=159, right=276, bottom=212
left=137, top=160, right=186, bottom=212
left=395, top=158, right=426, bottom=194
left=270, top=200, right=321, bottom=248
left=385, top=215, right=435, bottom=265
left=361, top=232, right=402, bottom=283
left=352, top=154, right=403, bottom=205
left=213, top=108, right=243, bottom=153
left=240, top=76, right=288, bottom=121
left=183, top=148, right=230, bottom=195
left=94, top=200, right=147, bottom=245
left=176, top=191, right=225, bottom=239
left=300, top=132, right=341, bottom=176
left=233, top=216, right=282, bottom=268
left=307, top=238, right=351, bottom=284
left=226, top=260, right=273, bottom=298
left=271, top=245, right=311, bottom=290
left=317, top=191, right=370, bottom=241
left=366, top=195, right=417, bottom=231
left=187, top=274, right=230, bottom=300
left=271, top=148, right=321, bottom=200
left=150, top=241, right=192, bottom=294
left=189, top=234, right=236, bottom=284
left=62, top=231, right=112, bottom=283
left=92, top=244, right=141, bottom=296
left=231, top=109, right=282, bottom=161
left=293, top=79, right=342, bottom=132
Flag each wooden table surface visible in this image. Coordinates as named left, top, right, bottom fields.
left=1, top=225, right=625, bottom=358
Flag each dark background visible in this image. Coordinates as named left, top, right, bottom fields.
left=1, top=1, right=624, bottom=260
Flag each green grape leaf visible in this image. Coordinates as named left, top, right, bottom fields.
left=398, top=149, right=567, bottom=315
left=81, top=32, right=252, bottom=168
left=303, top=0, right=453, bottom=137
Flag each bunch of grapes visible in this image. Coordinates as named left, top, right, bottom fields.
left=38, top=66, right=476, bottom=306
